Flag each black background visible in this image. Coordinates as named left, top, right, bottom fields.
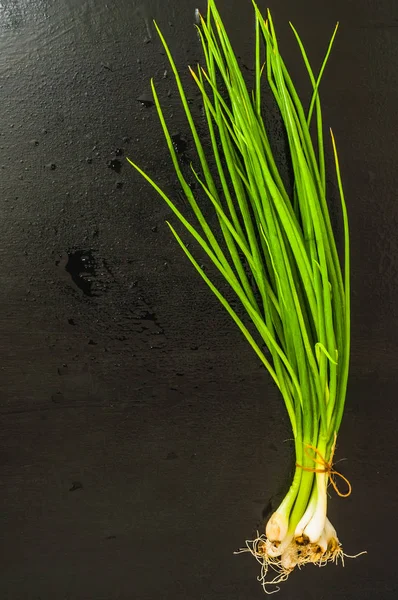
left=1, top=0, right=397, bottom=598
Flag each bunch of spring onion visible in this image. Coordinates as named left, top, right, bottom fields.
left=128, top=0, right=361, bottom=592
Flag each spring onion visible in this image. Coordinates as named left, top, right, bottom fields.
left=128, top=0, right=364, bottom=592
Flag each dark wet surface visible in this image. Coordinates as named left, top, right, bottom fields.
left=1, top=0, right=397, bottom=598
left=64, top=249, right=98, bottom=297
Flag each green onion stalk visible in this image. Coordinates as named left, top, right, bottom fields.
left=128, top=0, right=360, bottom=592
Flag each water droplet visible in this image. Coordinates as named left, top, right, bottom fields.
left=166, top=451, right=178, bottom=460
left=69, top=481, right=83, bottom=492
left=107, top=159, right=122, bottom=173
left=51, top=391, right=64, bottom=403
left=65, top=249, right=97, bottom=297
left=137, top=93, right=154, bottom=108
left=171, top=133, right=187, bottom=154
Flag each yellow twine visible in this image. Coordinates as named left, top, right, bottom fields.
left=296, top=433, right=352, bottom=498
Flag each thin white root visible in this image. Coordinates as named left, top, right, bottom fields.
left=238, top=525, right=366, bottom=594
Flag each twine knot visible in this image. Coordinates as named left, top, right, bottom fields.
left=296, top=433, right=352, bottom=498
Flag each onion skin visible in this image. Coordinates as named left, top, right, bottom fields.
left=265, top=511, right=289, bottom=543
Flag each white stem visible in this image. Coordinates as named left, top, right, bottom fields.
left=266, top=531, right=294, bottom=558
left=324, top=517, right=337, bottom=540
left=294, top=488, right=317, bottom=538
left=280, top=541, right=299, bottom=570
left=317, top=528, right=328, bottom=554
left=266, top=469, right=303, bottom=543
left=324, top=517, right=340, bottom=551
left=265, top=510, right=289, bottom=543
left=303, top=472, right=328, bottom=543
